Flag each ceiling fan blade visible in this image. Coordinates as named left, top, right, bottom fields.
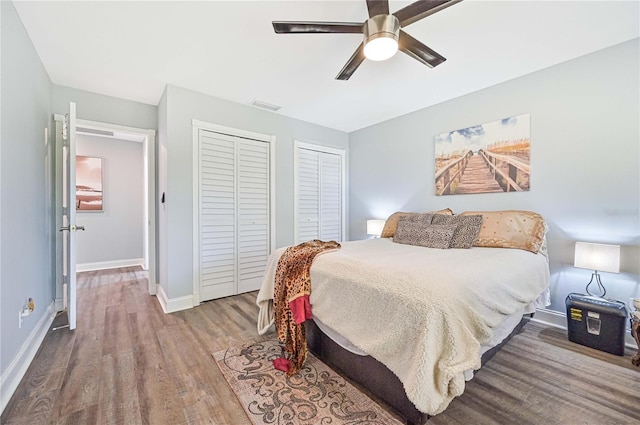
left=273, top=21, right=363, bottom=34
left=366, top=0, right=389, bottom=17
left=398, top=30, right=446, bottom=68
left=336, top=43, right=366, bottom=80
left=394, top=0, right=462, bottom=27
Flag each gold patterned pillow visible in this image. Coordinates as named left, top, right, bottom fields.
left=380, top=208, right=453, bottom=238
left=459, top=210, right=546, bottom=253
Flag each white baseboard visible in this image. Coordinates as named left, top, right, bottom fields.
left=533, top=308, right=637, bottom=350
left=0, top=302, right=56, bottom=414
left=77, top=258, right=144, bottom=272
left=54, top=297, right=64, bottom=312
left=156, top=284, right=196, bottom=314
left=531, top=308, right=567, bottom=329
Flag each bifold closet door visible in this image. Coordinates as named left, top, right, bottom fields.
left=318, top=152, right=342, bottom=241
left=296, top=147, right=343, bottom=243
left=297, top=148, right=320, bottom=242
left=237, top=139, right=270, bottom=293
left=198, top=130, right=270, bottom=301
left=199, top=132, right=237, bottom=300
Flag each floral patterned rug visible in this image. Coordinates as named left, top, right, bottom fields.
left=213, top=339, right=402, bottom=425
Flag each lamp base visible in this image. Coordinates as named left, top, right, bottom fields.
left=585, top=271, right=606, bottom=298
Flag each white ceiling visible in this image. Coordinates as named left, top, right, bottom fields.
left=14, top=0, right=639, bottom=132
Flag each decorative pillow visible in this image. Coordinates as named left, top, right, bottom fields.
left=380, top=208, right=453, bottom=238
left=431, top=214, right=483, bottom=249
left=401, top=212, right=434, bottom=224
left=459, top=210, right=547, bottom=253
left=393, top=222, right=456, bottom=249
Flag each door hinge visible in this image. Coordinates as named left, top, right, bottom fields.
left=62, top=114, right=69, bottom=143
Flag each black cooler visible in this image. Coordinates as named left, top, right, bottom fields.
left=565, top=293, right=628, bottom=356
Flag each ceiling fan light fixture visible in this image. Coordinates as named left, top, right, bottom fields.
left=363, top=14, right=400, bottom=61
left=364, top=35, right=398, bottom=61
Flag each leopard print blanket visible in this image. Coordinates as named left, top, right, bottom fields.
left=274, top=239, right=341, bottom=375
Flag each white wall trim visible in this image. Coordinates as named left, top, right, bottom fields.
left=76, top=258, right=145, bottom=272
left=531, top=308, right=567, bottom=329
left=192, top=122, right=200, bottom=305
left=54, top=297, right=64, bottom=312
left=75, top=119, right=157, bottom=295
left=155, top=284, right=196, bottom=314
left=0, top=302, right=56, bottom=414
left=156, top=283, right=169, bottom=313
left=192, top=119, right=273, bottom=143
left=533, top=308, right=637, bottom=349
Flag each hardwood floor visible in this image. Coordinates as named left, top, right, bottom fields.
left=2, top=267, right=639, bottom=425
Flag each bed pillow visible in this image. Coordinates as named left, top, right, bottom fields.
left=393, top=220, right=457, bottom=249
left=380, top=208, right=453, bottom=238
left=431, top=214, right=483, bottom=249
left=459, top=210, right=547, bottom=253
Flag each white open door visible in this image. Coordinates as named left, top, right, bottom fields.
left=59, top=102, right=81, bottom=330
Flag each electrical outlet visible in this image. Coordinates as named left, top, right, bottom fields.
left=18, top=297, right=35, bottom=328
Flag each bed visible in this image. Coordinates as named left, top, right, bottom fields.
left=257, top=210, right=550, bottom=424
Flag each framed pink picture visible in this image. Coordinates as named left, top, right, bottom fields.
left=76, top=156, right=103, bottom=211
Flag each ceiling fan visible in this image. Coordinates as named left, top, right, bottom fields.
left=272, top=0, right=462, bottom=80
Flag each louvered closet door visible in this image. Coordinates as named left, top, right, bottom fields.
left=199, top=131, right=237, bottom=300
left=297, top=149, right=320, bottom=241
left=319, top=152, right=342, bottom=241
left=198, top=130, right=271, bottom=301
left=237, top=139, right=270, bottom=293
left=296, top=147, right=343, bottom=243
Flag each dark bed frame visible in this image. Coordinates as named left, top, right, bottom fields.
left=306, top=313, right=534, bottom=425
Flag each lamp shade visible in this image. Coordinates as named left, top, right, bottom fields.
left=367, top=219, right=385, bottom=237
left=574, top=242, right=620, bottom=273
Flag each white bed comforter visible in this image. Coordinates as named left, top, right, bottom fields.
left=256, top=238, right=550, bottom=415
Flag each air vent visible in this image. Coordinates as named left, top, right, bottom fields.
left=250, top=99, right=281, bottom=112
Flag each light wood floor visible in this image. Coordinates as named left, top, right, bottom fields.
left=2, top=267, right=639, bottom=425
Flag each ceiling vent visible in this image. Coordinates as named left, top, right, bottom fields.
left=251, top=99, right=281, bottom=112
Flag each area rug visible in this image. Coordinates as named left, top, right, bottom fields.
left=213, top=339, right=402, bottom=425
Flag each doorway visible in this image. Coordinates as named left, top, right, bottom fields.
left=54, top=116, right=157, bottom=314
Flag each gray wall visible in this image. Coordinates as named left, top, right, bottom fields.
left=51, top=86, right=158, bottom=299
left=76, top=134, right=144, bottom=266
left=52, top=85, right=157, bottom=130
left=0, top=0, right=53, bottom=376
left=349, top=39, right=640, bottom=313
left=159, top=84, right=349, bottom=299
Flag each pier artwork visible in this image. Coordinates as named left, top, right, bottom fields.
left=434, top=114, right=530, bottom=196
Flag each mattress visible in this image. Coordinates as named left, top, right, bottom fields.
left=257, top=238, right=551, bottom=415
left=312, top=287, right=549, bottom=381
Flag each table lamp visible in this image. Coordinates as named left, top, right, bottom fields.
left=366, top=219, right=385, bottom=238
left=574, top=241, right=620, bottom=298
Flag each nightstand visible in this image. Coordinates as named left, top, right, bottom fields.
left=565, top=293, right=628, bottom=356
